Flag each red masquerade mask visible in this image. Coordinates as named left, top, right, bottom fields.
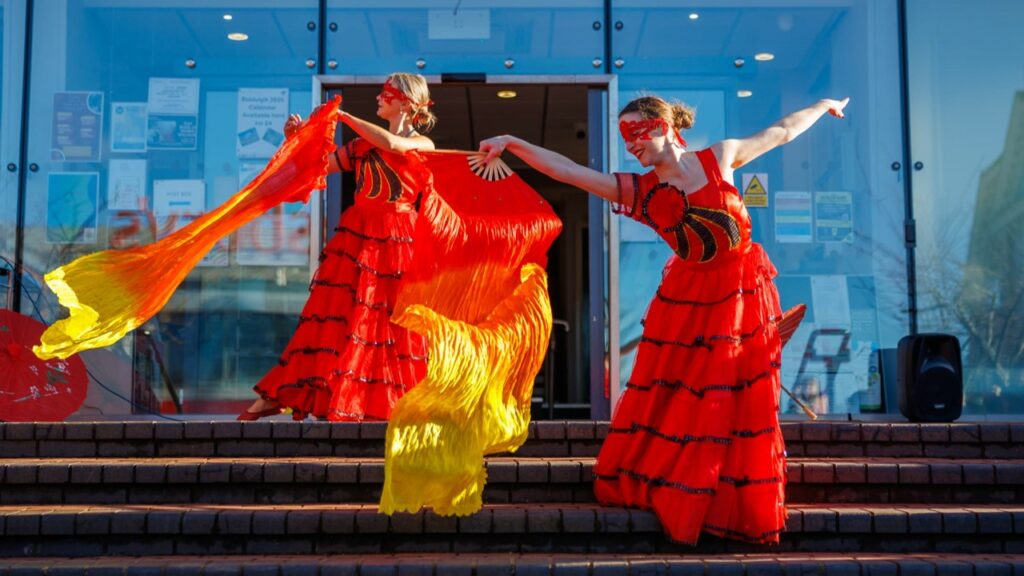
left=379, top=82, right=434, bottom=108
left=619, top=118, right=686, bottom=147
left=379, top=82, right=409, bottom=105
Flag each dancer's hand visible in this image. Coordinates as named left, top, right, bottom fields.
left=284, top=113, right=303, bottom=139
left=479, top=135, right=513, bottom=163
left=821, top=97, right=849, bottom=119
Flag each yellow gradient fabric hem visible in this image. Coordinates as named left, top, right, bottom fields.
left=380, top=264, right=552, bottom=515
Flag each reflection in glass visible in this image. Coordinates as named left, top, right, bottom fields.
left=21, top=1, right=318, bottom=416
left=908, top=0, right=1024, bottom=414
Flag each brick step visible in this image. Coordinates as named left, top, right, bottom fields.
left=2, top=553, right=1023, bottom=575
left=1, top=457, right=1021, bottom=506
left=1, top=503, right=1023, bottom=557
left=2, top=421, right=1023, bottom=459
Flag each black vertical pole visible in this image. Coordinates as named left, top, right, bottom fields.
left=12, top=0, right=35, bottom=315
left=897, top=0, right=918, bottom=335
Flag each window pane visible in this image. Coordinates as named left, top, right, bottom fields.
left=907, top=0, right=1024, bottom=415
left=611, top=1, right=908, bottom=417
left=21, top=1, right=318, bottom=416
left=1, top=0, right=26, bottom=309
left=327, top=1, right=605, bottom=75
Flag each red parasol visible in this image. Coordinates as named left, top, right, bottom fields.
left=0, top=310, right=88, bottom=422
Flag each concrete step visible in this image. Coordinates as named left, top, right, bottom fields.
left=1, top=503, right=1023, bottom=557
left=2, top=552, right=1023, bottom=575
left=1, top=457, right=1021, bottom=506
left=2, top=421, right=1022, bottom=459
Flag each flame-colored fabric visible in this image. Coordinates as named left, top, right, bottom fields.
left=33, top=98, right=342, bottom=360
left=380, top=152, right=562, bottom=515
left=382, top=264, right=552, bottom=515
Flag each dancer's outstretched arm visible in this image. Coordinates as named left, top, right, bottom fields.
left=337, top=111, right=435, bottom=154
left=283, top=110, right=435, bottom=173
left=479, top=135, right=618, bottom=202
left=715, top=97, right=849, bottom=177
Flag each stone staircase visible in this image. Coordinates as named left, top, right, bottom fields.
left=1, top=420, right=1023, bottom=574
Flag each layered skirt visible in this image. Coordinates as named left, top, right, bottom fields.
left=254, top=203, right=427, bottom=421
left=594, top=243, right=787, bottom=544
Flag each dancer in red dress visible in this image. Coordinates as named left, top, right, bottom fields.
left=480, top=94, right=848, bottom=544
left=240, top=73, right=437, bottom=421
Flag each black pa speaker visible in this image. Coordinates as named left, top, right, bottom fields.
left=897, top=333, right=963, bottom=422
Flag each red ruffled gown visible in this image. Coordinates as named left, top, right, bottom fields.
left=254, top=138, right=431, bottom=421
left=594, top=148, right=787, bottom=544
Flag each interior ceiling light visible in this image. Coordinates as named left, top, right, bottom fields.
left=689, top=13, right=699, bottom=20
left=497, top=90, right=517, bottom=99
left=228, top=32, right=249, bottom=41
left=737, top=90, right=753, bottom=98
left=223, top=14, right=233, bottom=21
left=754, top=52, right=775, bottom=62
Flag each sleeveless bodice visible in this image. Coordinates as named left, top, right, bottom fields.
left=339, top=138, right=432, bottom=211
left=614, top=148, right=752, bottom=267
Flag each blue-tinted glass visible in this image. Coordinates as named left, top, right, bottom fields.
left=610, top=1, right=907, bottom=417
left=0, top=0, right=26, bottom=309
left=907, top=0, right=1024, bottom=415
left=327, top=1, right=604, bottom=75
left=21, top=1, right=318, bottom=416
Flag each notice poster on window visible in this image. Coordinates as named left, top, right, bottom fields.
left=51, top=92, right=104, bottom=162
left=148, top=78, right=200, bottom=115
left=153, top=179, right=204, bottom=217
left=774, top=191, right=812, bottom=243
left=810, top=275, right=851, bottom=329
left=47, top=172, right=99, bottom=244
left=147, top=78, right=199, bottom=150
left=741, top=172, right=769, bottom=208
left=237, top=88, right=289, bottom=159
left=107, top=159, right=147, bottom=210
left=815, top=191, right=854, bottom=243
left=146, top=114, right=198, bottom=150
left=110, top=102, right=147, bottom=153
left=152, top=179, right=226, bottom=266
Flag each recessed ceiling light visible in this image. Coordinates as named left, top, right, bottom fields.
left=689, top=13, right=699, bottom=20
left=754, top=52, right=775, bottom=62
left=497, top=90, right=517, bottom=99
left=737, top=90, right=753, bottom=98
left=223, top=14, right=233, bottom=21
left=228, top=32, right=249, bottom=41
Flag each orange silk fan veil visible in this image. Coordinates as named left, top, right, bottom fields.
left=380, top=152, right=562, bottom=515
left=33, top=98, right=342, bottom=361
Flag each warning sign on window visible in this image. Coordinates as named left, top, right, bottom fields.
left=741, top=173, right=769, bottom=208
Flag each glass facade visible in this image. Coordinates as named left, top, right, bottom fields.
left=609, top=1, right=908, bottom=417
left=1, top=1, right=26, bottom=308
left=16, top=1, right=320, bottom=416
left=907, top=0, right=1024, bottom=414
left=0, top=0, right=1017, bottom=418
left=326, top=1, right=605, bottom=75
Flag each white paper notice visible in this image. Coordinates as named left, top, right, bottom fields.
left=810, top=275, right=851, bottom=328
left=107, top=159, right=147, bottom=210
left=237, top=88, right=289, bottom=159
left=148, top=78, right=200, bottom=115
left=153, top=179, right=205, bottom=216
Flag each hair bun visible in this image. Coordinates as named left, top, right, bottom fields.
left=671, top=103, right=695, bottom=130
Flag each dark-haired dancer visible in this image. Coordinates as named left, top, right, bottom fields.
left=480, top=94, right=848, bottom=544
